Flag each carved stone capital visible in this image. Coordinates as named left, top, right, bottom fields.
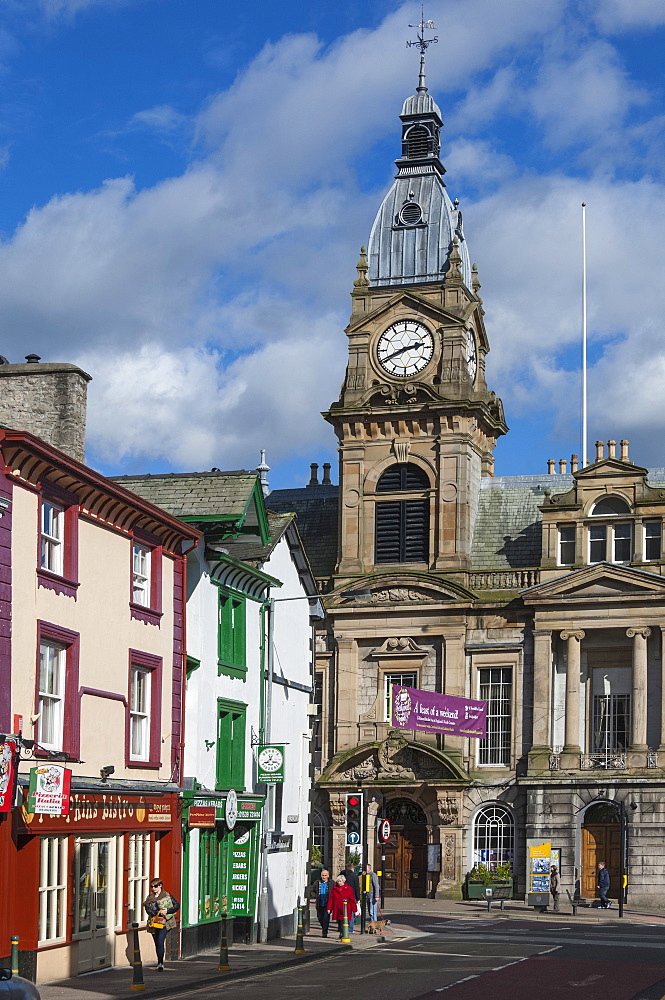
left=560, top=629, right=585, bottom=642
left=627, top=626, right=652, bottom=639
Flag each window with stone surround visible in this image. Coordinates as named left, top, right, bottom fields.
left=473, top=804, right=514, bottom=869
left=129, top=532, right=163, bottom=626
left=375, top=463, right=430, bottom=565
left=644, top=520, right=662, bottom=561
left=478, top=667, right=512, bottom=766
left=558, top=524, right=575, bottom=565
left=384, top=671, right=418, bottom=722
left=588, top=496, right=633, bottom=564
left=35, top=622, right=80, bottom=756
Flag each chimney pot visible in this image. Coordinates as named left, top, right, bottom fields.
left=620, top=439, right=629, bottom=461
left=25, top=354, right=41, bottom=364
left=607, top=439, right=617, bottom=459
left=322, top=462, right=332, bottom=486
left=595, top=441, right=604, bottom=461
left=559, top=459, right=567, bottom=474
left=308, top=463, right=319, bottom=487
left=547, top=459, right=555, bottom=474
left=571, top=454, right=579, bottom=472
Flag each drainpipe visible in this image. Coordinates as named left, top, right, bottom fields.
left=257, top=598, right=274, bottom=943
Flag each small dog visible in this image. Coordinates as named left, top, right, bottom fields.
left=367, top=918, right=391, bottom=934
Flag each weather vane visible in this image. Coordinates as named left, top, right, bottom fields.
left=407, top=6, right=438, bottom=92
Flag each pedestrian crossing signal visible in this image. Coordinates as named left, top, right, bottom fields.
left=345, top=792, right=364, bottom=847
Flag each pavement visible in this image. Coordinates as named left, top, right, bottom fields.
left=36, top=895, right=665, bottom=1000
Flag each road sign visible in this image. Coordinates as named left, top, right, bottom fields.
left=377, top=818, right=391, bottom=843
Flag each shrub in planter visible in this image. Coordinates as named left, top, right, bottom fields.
left=464, top=863, right=513, bottom=900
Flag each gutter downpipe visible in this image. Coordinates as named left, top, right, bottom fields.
left=257, top=597, right=274, bottom=943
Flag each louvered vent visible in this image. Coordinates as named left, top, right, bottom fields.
left=375, top=463, right=429, bottom=563
left=377, top=463, right=430, bottom=492
left=399, top=202, right=422, bottom=226
left=405, top=124, right=430, bottom=158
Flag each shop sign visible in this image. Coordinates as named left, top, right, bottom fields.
left=0, top=739, right=17, bottom=813
left=214, top=796, right=264, bottom=823
left=225, top=789, right=238, bottom=830
left=266, top=832, right=292, bottom=853
left=27, top=765, right=71, bottom=816
left=20, top=791, right=174, bottom=831
left=257, top=745, right=285, bottom=783
left=228, top=828, right=252, bottom=915
left=391, top=686, right=487, bottom=738
left=188, top=806, right=216, bottom=828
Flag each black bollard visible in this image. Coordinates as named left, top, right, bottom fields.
left=10, top=936, right=18, bottom=977
left=131, top=923, right=145, bottom=991
left=294, top=902, right=305, bottom=955
left=218, top=913, right=231, bottom=972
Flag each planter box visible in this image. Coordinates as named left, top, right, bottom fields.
left=465, top=880, right=513, bottom=901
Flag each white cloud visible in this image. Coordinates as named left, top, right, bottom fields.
left=586, top=0, right=665, bottom=32
left=127, top=105, right=188, bottom=134
left=40, top=0, right=132, bottom=15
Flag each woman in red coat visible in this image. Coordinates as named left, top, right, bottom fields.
left=327, top=874, right=357, bottom=938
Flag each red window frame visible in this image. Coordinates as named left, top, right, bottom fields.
left=129, top=530, right=163, bottom=627
left=34, top=621, right=80, bottom=758
left=126, top=649, right=162, bottom=769
left=37, top=484, right=80, bottom=600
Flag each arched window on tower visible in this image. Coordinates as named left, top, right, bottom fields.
left=472, top=804, right=514, bottom=870
left=403, top=124, right=431, bottom=158
left=375, top=463, right=430, bottom=564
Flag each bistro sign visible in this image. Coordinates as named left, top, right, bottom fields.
left=20, top=791, right=173, bottom=831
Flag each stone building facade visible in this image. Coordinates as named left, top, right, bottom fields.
left=267, top=68, right=665, bottom=908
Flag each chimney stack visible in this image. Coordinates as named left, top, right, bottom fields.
left=322, top=462, right=332, bottom=486
left=620, top=439, right=629, bottom=461
left=559, top=459, right=567, bottom=474
left=547, top=459, right=555, bottom=474
left=595, top=441, right=604, bottom=461
left=607, top=439, right=617, bottom=459
left=0, top=356, right=91, bottom=463
left=308, top=463, right=319, bottom=487
left=571, top=454, right=579, bottom=472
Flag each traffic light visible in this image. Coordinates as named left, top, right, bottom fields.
left=345, top=792, right=364, bottom=847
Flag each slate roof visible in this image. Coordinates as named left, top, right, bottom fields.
left=111, top=470, right=258, bottom=520
left=225, top=512, right=294, bottom=564
left=471, top=474, right=573, bottom=571
left=266, top=486, right=339, bottom=580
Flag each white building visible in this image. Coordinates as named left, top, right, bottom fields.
left=116, top=470, right=319, bottom=949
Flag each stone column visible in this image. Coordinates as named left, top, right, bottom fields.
left=532, top=629, right=553, bottom=749
left=627, top=626, right=651, bottom=751
left=443, top=630, right=466, bottom=763
left=560, top=629, right=585, bottom=751
left=335, top=637, right=358, bottom=753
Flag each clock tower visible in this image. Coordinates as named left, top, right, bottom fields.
left=324, top=58, right=507, bottom=583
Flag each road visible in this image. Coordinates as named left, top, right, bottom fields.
left=158, top=914, right=665, bottom=1000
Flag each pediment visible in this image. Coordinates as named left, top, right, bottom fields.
left=319, top=734, right=468, bottom=784
left=523, top=563, right=665, bottom=604
left=574, top=458, right=648, bottom=480
left=345, top=288, right=477, bottom=337
left=329, top=573, right=474, bottom=607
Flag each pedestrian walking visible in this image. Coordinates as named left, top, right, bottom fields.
left=549, top=865, right=560, bottom=912
left=364, top=863, right=380, bottom=921
left=342, top=864, right=360, bottom=932
left=327, top=874, right=357, bottom=939
left=143, top=878, right=180, bottom=970
left=313, top=869, right=332, bottom=937
left=597, top=861, right=611, bottom=909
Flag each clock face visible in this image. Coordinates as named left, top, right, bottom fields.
left=466, top=330, right=477, bottom=382
left=376, top=320, right=434, bottom=378
left=258, top=747, right=283, bottom=772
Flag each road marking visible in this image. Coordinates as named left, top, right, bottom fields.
left=435, top=975, right=478, bottom=990
left=569, top=975, right=604, bottom=987
left=538, top=946, right=562, bottom=954
left=380, top=948, right=481, bottom=957
left=352, top=968, right=399, bottom=979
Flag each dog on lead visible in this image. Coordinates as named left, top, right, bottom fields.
left=367, top=918, right=391, bottom=934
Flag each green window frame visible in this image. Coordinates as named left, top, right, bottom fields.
left=198, top=828, right=223, bottom=923
left=216, top=698, right=246, bottom=791
left=218, top=588, right=247, bottom=678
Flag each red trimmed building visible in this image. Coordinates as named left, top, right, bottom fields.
left=0, top=388, right=199, bottom=982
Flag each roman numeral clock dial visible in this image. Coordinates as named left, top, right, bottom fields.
left=376, top=320, right=434, bottom=377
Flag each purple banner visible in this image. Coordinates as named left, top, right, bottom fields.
left=391, top=686, right=487, bottom=739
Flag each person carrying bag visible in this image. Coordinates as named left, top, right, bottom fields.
left=143, top=878, right=180, bottom=971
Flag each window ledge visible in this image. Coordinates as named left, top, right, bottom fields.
left=126, top=759, right=161, bottom=769
left=130, top=603, right=163, bottom=627
left=37, top=569, right=79, bottom=600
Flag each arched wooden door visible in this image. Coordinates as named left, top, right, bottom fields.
left=376, top=799, right=427, bottom=898
left=581, top=802, right=620, bottom=899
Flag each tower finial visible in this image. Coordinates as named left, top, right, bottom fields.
left=407, top=6, right=438, bottom=93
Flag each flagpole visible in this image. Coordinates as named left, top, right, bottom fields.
left=582, top=202, right=587, bottom=468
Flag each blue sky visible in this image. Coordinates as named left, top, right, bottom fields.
left=0, top=0, right=664, bottom=489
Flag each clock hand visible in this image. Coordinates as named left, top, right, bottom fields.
left=382, top=341, right=423, bottom=362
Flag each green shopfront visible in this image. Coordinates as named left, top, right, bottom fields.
left=181, top=792, right=264, bottom=955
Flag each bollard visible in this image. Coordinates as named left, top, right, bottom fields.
left=10, top=936, right=18, bottom=977
left=217, top=913, right=231, bottom=972
left=130, top=923, right=145, bottom=991
left=340, top=900, right=351, bottom=945
left=294, top=903, right=305, bottom=955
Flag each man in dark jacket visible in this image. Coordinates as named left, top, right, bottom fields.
left=312, top=869, right=332, bottom=936
left=342, top=865, right=360, bottom=932
left=597, top=861, right=611, bottom=908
